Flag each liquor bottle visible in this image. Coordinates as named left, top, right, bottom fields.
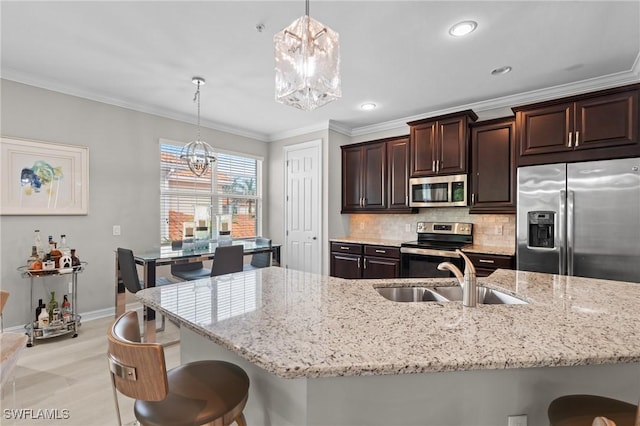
left=35, top=298, right=44, bottom=322
left=47, top=235, right=56, bottom=254
left=58, top=234, right=70, bottom=256
left=47, top=291, right=58, bottom=321
left=62, top=295, right=72, bottom=323
left=27, top=246, right=39, bottom=269
left=38, top=306, right=49, bottom=328
left=34, top=229, right=44, bottom=259
left=70, top=249, right=80, bottom=267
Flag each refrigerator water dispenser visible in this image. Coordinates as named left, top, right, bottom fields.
left=528, top=211, right=555, bottom=248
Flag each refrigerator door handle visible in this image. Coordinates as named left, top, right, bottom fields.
left=559, top=190, right=567, bottom=275
left=567, top=190, right=575, bottom=276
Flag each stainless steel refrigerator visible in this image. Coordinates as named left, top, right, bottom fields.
left=517, top=157, right=640, bottom=283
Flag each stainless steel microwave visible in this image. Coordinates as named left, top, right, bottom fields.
left=409, top=174, right=468, bottom=207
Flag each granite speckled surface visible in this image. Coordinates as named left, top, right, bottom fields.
left=461, top=244, right=515, bottom=256
left=329, top=237, right=405, bottom=247
left=330, top=237, right=515, bottom=256
left=136, top=267, right=640, bottom=379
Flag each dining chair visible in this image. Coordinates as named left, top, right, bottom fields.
left=243, top=237, right=272, bottom=271
left=211, top=245, right=244, bottom=276
left=117, top=248, right=175, bottom=332
left=0, top=290, right=9, bottom=331
left=107, top=311, right=249, bottom=426
left=170, top=261, right=211, bottom=281
left=548, top=394, right=638, bottom=426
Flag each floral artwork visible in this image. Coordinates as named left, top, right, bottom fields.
left=1, top=137, right=88, bottom=215
left=21, top=160, right=64, bottom=196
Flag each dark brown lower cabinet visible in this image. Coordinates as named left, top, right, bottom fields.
left=330, top=242, right=400, bottom=279
left=464, top=252, right=514, bottom=277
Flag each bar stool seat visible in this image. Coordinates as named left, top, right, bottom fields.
left=108, top=311, right=249, bottom=426
left=548, top=394, right=638, bottom=426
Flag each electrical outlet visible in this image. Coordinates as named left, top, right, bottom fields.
left=507, top=414, right=527, bottom=426
left=405, top=224, right=411, bottom=232
left=113, top=225, right=121, bottom=236
left=359, top=222, right=364, bottom=230
left=495, top=225, right=503, bottom=235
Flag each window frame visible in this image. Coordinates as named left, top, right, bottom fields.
left=159, top=138, right=263, bottom=244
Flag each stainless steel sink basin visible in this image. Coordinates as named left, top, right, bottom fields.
left=376, top=285, right=527, bottom=305
left=375, top=287, right=449, bottom=303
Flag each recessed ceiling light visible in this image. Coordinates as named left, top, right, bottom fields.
left=491, top=66, right=513, bottom=76
left=360, top=103, right=377, bottom=111
left=448, top=21, right=477, bottom=37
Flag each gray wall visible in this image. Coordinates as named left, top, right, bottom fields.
left=0, top=79, right=268, bottom=328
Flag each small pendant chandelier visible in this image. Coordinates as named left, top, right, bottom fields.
left=180, top=77, right=215, bottom=177
left=274, top=0, right=341, bottom=111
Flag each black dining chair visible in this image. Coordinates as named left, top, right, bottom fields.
left=243, top=237, right=272, bottom=271
left=170, top=261, right=211, bottom=281
left=117, top=248, right=176, bottom=332
left=211, top=245, right=244, bottom=276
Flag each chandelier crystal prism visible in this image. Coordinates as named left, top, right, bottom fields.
left=274, top=0, right=341, bottom=111
left=180, top=77, right=215, bottom=177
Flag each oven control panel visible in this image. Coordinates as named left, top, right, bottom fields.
left=416, top=222, right=472, bottom=235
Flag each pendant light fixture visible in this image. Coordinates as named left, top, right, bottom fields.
left=274, top=0, right=341, bottom=111
left=180, top=77, right=215, bottom=177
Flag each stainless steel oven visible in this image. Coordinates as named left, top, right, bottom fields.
left=400, top=222, right=473, bottom=278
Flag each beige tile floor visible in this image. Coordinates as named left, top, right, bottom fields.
left=0, top=312, right=180, bottom=425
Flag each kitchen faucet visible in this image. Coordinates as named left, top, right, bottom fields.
left=437, top=249, right=477, bottom=307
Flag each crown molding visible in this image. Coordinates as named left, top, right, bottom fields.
left=350, top=67, right=640, bottom=138
left=1, top=72, right=271, bottom=142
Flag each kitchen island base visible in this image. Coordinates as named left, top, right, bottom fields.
left=181, top=327, right=639, bottom=426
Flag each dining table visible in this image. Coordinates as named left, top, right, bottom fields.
left=114, top=238, right=280, bottom=341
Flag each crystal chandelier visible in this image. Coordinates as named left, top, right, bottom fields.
left=274, top=0, right=341, bottom=111
left=180, top=77, right=215, bottom=177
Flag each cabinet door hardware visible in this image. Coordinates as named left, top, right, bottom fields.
left=375, top=249, right=386, bottom=254
left=357, top=258, right=361, bottom=269
left=363, top=258, right=367, bottom=269
left=432, top=160, right=436, bottom=172
left=568, top=132, right=573, bottom=148
left=340, top=246, right=349, bottom=251
left=575, top=131, right=580, bottom=147
left=471, top=193, right=475, bottom=205
left=478, top=259, right=495, bottom=264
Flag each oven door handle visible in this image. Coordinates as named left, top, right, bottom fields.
left=400, top=247, right=460, bottom=258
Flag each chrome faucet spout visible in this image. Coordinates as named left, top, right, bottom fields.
left=437, top=262, right=464, bottom=285
left=437, top=250, right=478, bottom=307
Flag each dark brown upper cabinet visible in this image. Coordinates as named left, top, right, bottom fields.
left=341, top=136, right=416, bottom=214
left=469, top=117, right=516, bottom=214
left=386, top=136, right=412, bottom=211
left=513, top=84, right=640, bottom=166
left=408, top=110, right=478, bottom=177
left=342, top=142, right=386, bottom=212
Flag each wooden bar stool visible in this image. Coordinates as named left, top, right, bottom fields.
left=107, top=311, right=249, bottom=426
left=548, top=394, right=639, bottom=426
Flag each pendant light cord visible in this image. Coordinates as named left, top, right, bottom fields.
left=194, top=81, right=201, bottom=142
left=305, top=0, right=309, bottom=16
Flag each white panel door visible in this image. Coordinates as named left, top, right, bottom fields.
left=285, top=140, right=321, bottom=273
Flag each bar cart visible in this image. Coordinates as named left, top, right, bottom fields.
left=18, top=263, right=86, bottom=347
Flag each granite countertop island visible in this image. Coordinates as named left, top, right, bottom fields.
left=136, top=268, right=640, bottom=425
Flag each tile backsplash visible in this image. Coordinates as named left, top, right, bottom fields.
left=348, top=209, right=515, bottom=250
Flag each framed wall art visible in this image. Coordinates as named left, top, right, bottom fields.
left=1, top=137, right=89, bottom=215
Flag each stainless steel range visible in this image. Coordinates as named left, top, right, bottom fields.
left=400, top=222, right=473, bottom=278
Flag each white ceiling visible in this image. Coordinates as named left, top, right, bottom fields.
left=2, top=1, right=639, bottom=142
